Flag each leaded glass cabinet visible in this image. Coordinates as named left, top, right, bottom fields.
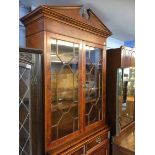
left=19, top=48, right=43, bottom=155
left=21, top=5, right=111, bottom=155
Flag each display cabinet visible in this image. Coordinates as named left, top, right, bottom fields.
left=21, top=5, right=111, bottom=155
left=19, top=47, right=43, bottom=155
left=106, top=46, right=135, bottom=136
left=106, top=46, right=135, bottom=155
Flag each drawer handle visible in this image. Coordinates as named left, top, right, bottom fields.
left=96, top=137, right=101, bottom=144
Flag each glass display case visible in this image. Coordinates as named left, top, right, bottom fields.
left=106, top=47, right=135, bottom=155
left=106, top=46, right=135, bottom=136
left=19, top=61, right=31, bottom=155
left=116, top=67, right=135, bottom=133
left=19, top=48, right=43, bottom=155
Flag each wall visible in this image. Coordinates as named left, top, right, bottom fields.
left=19, top=6, right=30, bottom=47
left=124, top=40, right=135, bottom=48
left=107, top=37, right=124, bottom=49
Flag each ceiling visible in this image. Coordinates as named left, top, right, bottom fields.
left=20, top=0, right=135, bottom=41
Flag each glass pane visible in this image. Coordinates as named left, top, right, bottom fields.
left=51, top=39, right=57, bottom=54
left=19, top=66, right=31, bottom=155
left=58, top=40, right=74, bottom=63
left=85, top=46, right=103, bottom=125
left=51, top=39, right=79, bottom=140
left=117, top=68, right=135, bottom=129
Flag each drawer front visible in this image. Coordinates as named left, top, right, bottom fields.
left=70, top=148, right=85, bottom=155
left=86, top=132, right=108, bottom=151
left=59, top=145, right=85, bottom=155
left=49, top=130, right=110, bottom=155
left=87, top=139, right=109, bottom=155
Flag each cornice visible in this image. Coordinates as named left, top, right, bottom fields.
left=20, top=5, right=112, bottom=38
left=121, top=46, right=135, bottom=53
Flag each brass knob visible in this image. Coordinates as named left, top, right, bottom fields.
left=96, top=137, right=101, bottom=144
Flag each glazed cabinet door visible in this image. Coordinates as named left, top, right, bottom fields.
left=46, top=33, right=107, bottom=150
left=19, top=61, right=32, bottom=155
left=84, top=42, right=106, bottom=127
left=46, top=33, right=82, bottom=144
left=116, top=67, right=135, bottom=133
left=19, top=49, right=43, bottom=155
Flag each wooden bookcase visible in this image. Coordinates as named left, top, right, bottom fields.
left=21, top=5, right=111, bottom=155
left=19, top=47, right=43, bottom=155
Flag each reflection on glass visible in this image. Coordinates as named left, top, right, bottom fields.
left=85, top=46, right=103, bottom=125
left=117, top=67, right=135, bottom=129
left=51, top=38, right=79, bottom=140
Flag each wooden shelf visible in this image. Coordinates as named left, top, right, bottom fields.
left=21, top=5, right=110, bottom=154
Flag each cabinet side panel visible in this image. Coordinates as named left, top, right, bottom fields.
left=26, top=31, right=44, bottom=49
left=25, top=17, right=44, bottom=37
left=26, top=32, right=51, bottom=153
left=106, top=49, right=121, bottom=136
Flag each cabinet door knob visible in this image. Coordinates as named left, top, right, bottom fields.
left=96, top=137, right=101, bottom=144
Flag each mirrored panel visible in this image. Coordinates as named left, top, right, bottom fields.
left=85, top=46, right=103, bottom=125
left=117, top=67, right=135, bottom=130
left=51, top=38, right=79, bottom=140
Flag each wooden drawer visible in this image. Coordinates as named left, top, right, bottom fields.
left=86, top=132, right=108, bottom=151
left=48, top=128, right=110, bottom=155
left=87, top=139, right=109, bottom=155
left=59, top=145, right=85, bottom=155
left=62, top=139, right=110, bottom=155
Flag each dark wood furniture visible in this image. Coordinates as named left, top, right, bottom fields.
left=112, top=123, right=135, bottom=155
left=21, top=5, right=111, bottom=155
left=106, top=46, right=135, bottom=155
left=19, top=47, right=43, bottom=155
left=106, top=46, right=135, bottom=136
left=107, top=46, right=135, bottom=68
